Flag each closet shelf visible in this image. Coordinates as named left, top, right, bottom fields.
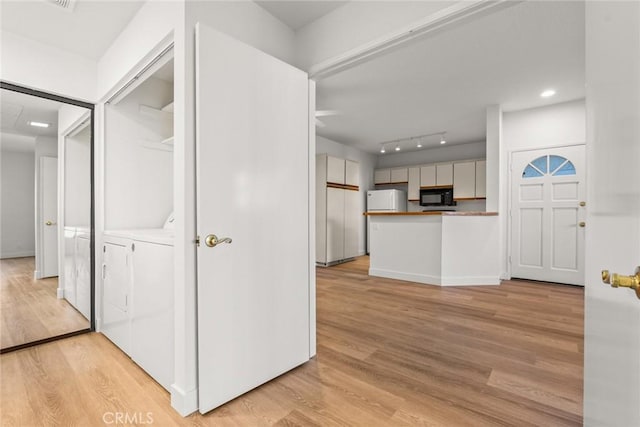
left=161, top=136, right=174, bottom=146
left=161, top=102, right=174, bottom=113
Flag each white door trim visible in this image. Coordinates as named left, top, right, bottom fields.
left=507, top=144, right=586, bottom=283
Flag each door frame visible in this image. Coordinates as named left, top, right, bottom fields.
left=507, top=142, right=586, bottom=281
left=0, top=81, right=96, bottom=340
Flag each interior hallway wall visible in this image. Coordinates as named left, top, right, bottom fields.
left=0, top=149, right=36, bottom=258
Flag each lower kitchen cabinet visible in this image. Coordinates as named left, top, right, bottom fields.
left=101, top=230, right=174, bottom=391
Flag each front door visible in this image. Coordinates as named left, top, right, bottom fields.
left=40, top=156, right=58, bottom=278
left=195, top=24, right=311, bottom=413
left=510, top=145, right=586, bottom=285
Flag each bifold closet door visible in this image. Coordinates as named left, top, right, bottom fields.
left=195, top=23, right=310, bottom=414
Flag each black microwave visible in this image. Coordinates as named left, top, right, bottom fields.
left=419, top=187, right=456, bottom=206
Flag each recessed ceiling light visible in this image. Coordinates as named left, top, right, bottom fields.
left=540, top=89, right=556, bottom=98
left=29, top=121, right=50, bottom=128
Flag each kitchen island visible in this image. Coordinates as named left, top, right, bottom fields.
left=365, top=211, right=500, bottom=286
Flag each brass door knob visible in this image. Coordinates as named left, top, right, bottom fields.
left=578, top=221, right=586, bottom=227
left=205, top=234, right=232, bottom=248
left=601, top=267, right=640, bottom=299
left=45, top=220, right=56, bottom=226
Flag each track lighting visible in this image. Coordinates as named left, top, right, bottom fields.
left=395, top=143, right=400, bottom=151
left=377, top=131, right=447, bottom=154
left=416, top=138, right=422, bottom=148
left=440, top=134, right=446, bottom=144
left=380, top=144, right=386, bottom=154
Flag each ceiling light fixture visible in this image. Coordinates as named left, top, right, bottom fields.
left=29, top=121, right=50, bottom=128
left=395, top=143, right=401, bottom=151
left=416, top=138, right=422, bottom=148
left=440, top=134, right=446, bottom=145
left=376, top=131, right=447, bottom=155
left=380, top=144, right=386, bottom=154
left=540, top=89, right=556, bottom=98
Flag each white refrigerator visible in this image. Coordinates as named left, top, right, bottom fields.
left=366, top=189, right=407, bottom=253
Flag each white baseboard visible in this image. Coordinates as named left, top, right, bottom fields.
left=57, top=288, right=65, bottom=299
left=369, top=268, right=441, bottom=286
left=171, top=384, right=198, bottom=417
left=0, top=251, right=35, bottom=259
left=34, top=270, right=40, bottom=280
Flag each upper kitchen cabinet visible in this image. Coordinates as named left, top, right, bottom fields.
left=408, top=167, right=420, bottom=201
left=374, top=168, right=391, bottom=184
left=390, top=167, right=409, bottom=184
left=475, top=160, right=487, bottom=198
left=327, top=156, right=346, bottom=185
left=436, top=164, right=454, bottom=186
left=453, top=161, right=476, bottom=199
left=345, top=159, right=359, bottom=187
left=420, top=165, right=436, bottom=187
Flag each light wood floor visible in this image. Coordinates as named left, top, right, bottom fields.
left=0, top=256, right=583, bottom=426
left=1, top=257, right=89, bottom=350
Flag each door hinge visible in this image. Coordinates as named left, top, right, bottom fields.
left=103, top=245, right=106, bottom=253
left=131, top=243, right=135, bottom=252
left=195, top=235, right=201, bottom=247
left=509, top=255, right=512, bottom=264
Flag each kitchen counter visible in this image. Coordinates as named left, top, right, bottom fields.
left=368, top=213, right=500, bottom=286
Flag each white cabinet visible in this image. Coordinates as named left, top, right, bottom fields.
left=327, top=156, right=345, bottom=185
left=453, top=161, right=476, bottom=199
left=420, top=165, right=436, bottom=187
left=326, top=187, right=345, bottom=262
left=408, top=167, right=420, bottom=201
left=101, top=230, right=174, bottom=391
left=475, top=160, right=487, bottom=198
left=102, top=238, right=131, bottom=354
left=436, top=164, right=454, bottom=186
left=62, top=227, right=90, bottom=320
left=374, top=169, right=391, bottom=184
left=130, top=240, right=174, bottom=391
left=345, top=159, right=359, bottom=187
left=390, top=167, right=409, bottom=183
left=317, top=154, right=361, bottom=265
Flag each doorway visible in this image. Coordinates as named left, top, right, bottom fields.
left=0, top=82, right=94, bottom=353
left=510, top=145, right=586, bottom=285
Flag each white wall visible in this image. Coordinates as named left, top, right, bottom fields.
left=0, top=31, right=97, bottom=102
left=500, top=99, right=586, bottom=278
left=376, top=140, right=485, bottom=169
left=295, top=1, right=457, bottom=70
left=316, top=135, right=376, bottom=255
left=0, top=149, right=36, bottom=258
left=64, top=127, right=91, bottom=227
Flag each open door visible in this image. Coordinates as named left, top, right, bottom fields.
left=583, top=2, right=640, bottom=425
left=195, top=24, right=311, bottom=413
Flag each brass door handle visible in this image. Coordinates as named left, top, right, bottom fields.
left=205, top=234, right=232, bottom=248
left=578, top=221, right=586, bottom=227
left=45, top=220, right=57, bottom=226
left=601, top=267, right=640, bottom=299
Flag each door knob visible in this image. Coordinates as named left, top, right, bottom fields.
left=45, top=220, right=56, bottom=226
left=578, top=221, right=586, bottom=227
left=205, top=234, right=232, bottom=248
left=601, top=267, right=640, bottom=299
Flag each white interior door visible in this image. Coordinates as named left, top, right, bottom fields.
left=510, top=145, right=585, bottom=285
left=583, top=2, right=640, bottom=425
left=195, top=24, right=310, bottom=414
left=40, top=156, right=58, bottom=278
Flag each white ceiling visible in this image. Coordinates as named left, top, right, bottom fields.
left=255, top=1, right=348, bottom=30
left=316, top=1, right=585, bottom=154
left=0, top=89, right=66, bottom=152
left=0, top=0, right=144, bottom=60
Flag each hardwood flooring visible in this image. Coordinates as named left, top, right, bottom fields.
left=0, top=256, right=583, bottom=426
left=1, top=257, right=89, bottom=350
